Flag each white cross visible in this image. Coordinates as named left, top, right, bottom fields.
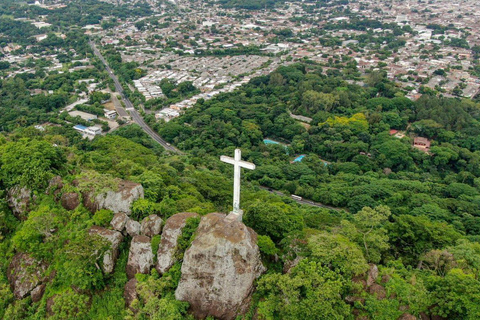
left=220, top=149, right=255, bottom=221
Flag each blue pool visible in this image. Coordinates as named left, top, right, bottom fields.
left=293, top=155, right=306, bottom=162
left=263, top=139, right=281, bottom=145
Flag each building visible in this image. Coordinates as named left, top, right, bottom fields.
left=104, top=110, right=117, bottom=120
left=413, top=137, right=431, bottom=152
left=74, top=124, right=102, bottom=136
left=155, top=108, right=180, bottom=122
left=73, top=124, right=88, bottom=133
left=85, top=127, right=102, bottom=136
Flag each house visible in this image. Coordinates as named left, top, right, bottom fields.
left=413, top=137, right=431, bottom=152
left=73, top=124, right=88, bottom=133
left=85, top=127, right=102, bottom=136
left=390, top=129, right=405, bottom=139
left=34, top=34, right=48, bottom=42
left=156, top=108, right=180, bottom=122
left=104, top=110, right=117, bottom=120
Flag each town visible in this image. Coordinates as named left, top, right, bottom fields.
left=1, top=0, right=479, bottom=136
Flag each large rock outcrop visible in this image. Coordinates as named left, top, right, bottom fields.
left=60, top=192, right=80, bottom=211
left=111, top=212, right=129, bottom=232
left=175, top=213, right=265, bottom=320
left=141, top=214, right=163, bottom=237
left=7, top=187, right=35, bottom=219
left=7, top=253, right=48, bottom=299
left=82, top=180, right=144, bottom=215
left=126, top=235, right=154, bottom=279
left=124, top=278, right=139, bottom=310
left=156, top=212, right=198, bottom=274
left=89, top=226, right=123, bottom=274
left=126, top=219, right=141, bottom=237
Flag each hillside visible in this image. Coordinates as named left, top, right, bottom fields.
left=1, top=65, right=480, bottom=318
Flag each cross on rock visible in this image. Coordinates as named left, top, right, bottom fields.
left=220, top=149, right=255, bottom=221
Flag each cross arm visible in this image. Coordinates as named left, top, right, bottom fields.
left=220, top=156, right=256, bottom=170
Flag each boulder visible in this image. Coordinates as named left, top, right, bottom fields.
left=89, top=226, right=123, bottom=274
left=156, top=212, right=198, bottom=274
left=7, top=187, right=35, bottom=220
left=111, top=213, right=129, bottom=232
left=60, top=192, right=80, bottom=211
left=124, top=278, right=138, bottom=310
left=126, top=235, right=154, bottom=279
left=46, top=176, right=63, bottom=197
left=46, top=294, right=56, bottom=317
left=366, top=264, right=379, bottom=287
left=83, top=180, right=144, bottom=215
left=126, top=219, right=141, bottom=237
left=7, top=253, right=47, bottom=299
left=368, top=283, right=387, bottom=300
left=398, top=314, right=417, bottom=320
left=175, top=213, right=266, bottom=320
left=31, top=284, right=46, bottom=303
left=141, top=214, right=163, bottom=237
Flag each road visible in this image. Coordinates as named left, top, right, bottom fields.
left=258, top=186, right=343, bottom=211
left=62, top=98, right=89, bottom=112
left=89, top=40, right=181, bottom=154
left=89, top=41, right=341, bottom=211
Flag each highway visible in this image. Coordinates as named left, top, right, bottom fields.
left=89, top=41, right=341, bottom=211
left=89, top=40, right=181, bottom=154
left=258, top=186, right=343, bottom=211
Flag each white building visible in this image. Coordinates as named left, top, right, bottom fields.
left=104, top=110, right=117, bottom=120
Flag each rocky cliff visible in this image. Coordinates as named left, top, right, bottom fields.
left=156, top=212, right=198, bottom=274
left=7, top=253, right=48, bottom=300
left=175, top=212, right=265, bottom=320
left=82, top=180, right=144, bottom=215
left=89, top=226, right=123, bottom=274
left=7, top=187, right=35, bottom=220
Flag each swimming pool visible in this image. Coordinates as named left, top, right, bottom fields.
left=293, top=155, right=306, bottom=162
left=263, top=139, right=281, bottom=145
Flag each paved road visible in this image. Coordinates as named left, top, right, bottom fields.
left=62, top=98, right=89, bottom=112
left=89, top=40, right=181, bottom=154
left=110, top=93, right=129, bottom=117
left=89, top=41, right=342, bottom=211
left=258, top=186, right=343, bottom=211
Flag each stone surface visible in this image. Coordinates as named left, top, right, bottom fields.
left=46, top=176, right=63, bottom=197
left=126, top=235, right=154, bottom=279
left=126, top=219, right=141, bottom=237
left=141, top=214, right=163, bottom=238
left=175, top=212, right=266, bottom=320
left=7, top=187, right=35, bottom=220
left=368, top=283, right=387, bottom=300
left=366, top=264, right=379, bottom=287
left=89, top=226, right=123, bottom=274
left=124, top=278, right=138, bottom=310
left=111, top=213, right=129, bottom=232
left=60, top=192, right=80, bottom=211
left=31, top=284, right=46, bottom=303
left=283, top=256, right=302, bottom=274
left=7, top=253, right=47, bottom=299
left=83, top=180, right=144, bottom=215
left=398, top=314, right=417, bottom=320
left=46, top=295, right=56, bottom=317
left=156, top=212, right=198, bottom=274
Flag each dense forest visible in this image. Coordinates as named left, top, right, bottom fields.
left=1, top=0, right=480, bottom=317
left=1, top=61, right=480, bottom=319
left=154, top=64, right=480, bottom=238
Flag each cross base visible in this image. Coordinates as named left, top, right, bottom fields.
left=226, top=210, right=243, bottom=222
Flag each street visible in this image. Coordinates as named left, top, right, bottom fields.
left=258, top=186, right=343, bottom=211
left=89, top=40, right=181, bottom=154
